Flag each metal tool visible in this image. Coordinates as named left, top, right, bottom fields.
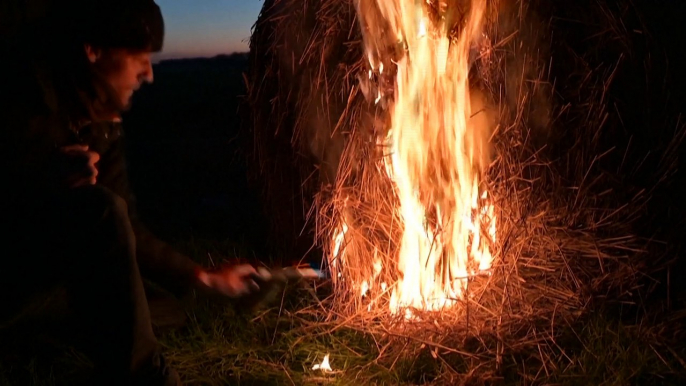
left=244, top=265, right=325, bottom=311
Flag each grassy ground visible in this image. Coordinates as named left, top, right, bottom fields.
left=2, top=236, right=685, bottom=385
left=161, top=243, right=686, bottom=385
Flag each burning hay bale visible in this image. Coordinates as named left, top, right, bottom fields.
left=243, top=0, right=682, bottom=381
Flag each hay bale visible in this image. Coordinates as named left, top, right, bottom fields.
left=242, top=0, right=362, bottom=259
left=243, top=0, right=682, bottom=380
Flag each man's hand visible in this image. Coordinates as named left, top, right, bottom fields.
left=195, top=264, right=261, bottom=298
left=58, top=144, right=100, bottom=188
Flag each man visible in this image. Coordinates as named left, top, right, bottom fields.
left=0, top=0, right=259, bottom=384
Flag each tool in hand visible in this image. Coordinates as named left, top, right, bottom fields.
left=244, top=264, right=326, bottom=311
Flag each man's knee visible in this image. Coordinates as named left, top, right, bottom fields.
left=58, top=186, right=136, bottom=269
left=67, top=185, right=130, bottom=224
left=3, top=186, right=135, bottom=294
left=45, top=185, right=135, bottom=248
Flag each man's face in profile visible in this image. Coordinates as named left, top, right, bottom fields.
left=88, top=47, right=155, bottom=111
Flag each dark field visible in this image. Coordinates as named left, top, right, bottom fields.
left=123, top=53, right=269, bottom=254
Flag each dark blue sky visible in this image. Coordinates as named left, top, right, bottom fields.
left=154, top=0, right=263, bottom=61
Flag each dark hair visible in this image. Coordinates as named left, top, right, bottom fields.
left=62, top=0, right=164, bottom=52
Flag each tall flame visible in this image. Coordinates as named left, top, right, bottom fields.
left=335, top=0, right=497, bottom=315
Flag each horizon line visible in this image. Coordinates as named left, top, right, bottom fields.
left=152, top=51, right=249, bottom=64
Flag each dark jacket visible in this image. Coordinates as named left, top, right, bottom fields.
left=0, top=39, right=199, bottom=296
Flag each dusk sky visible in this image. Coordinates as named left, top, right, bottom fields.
left=153, top=0, right=263, bottom=61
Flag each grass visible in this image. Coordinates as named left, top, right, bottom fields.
left=2, top=237, right=684, bottom=385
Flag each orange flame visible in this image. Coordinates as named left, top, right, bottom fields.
left=333, top=0, right=497, bottom=316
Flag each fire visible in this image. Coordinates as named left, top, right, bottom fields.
left=312, top=354, right=332, bottom=372
left=332, top=0, right=497, bottom=315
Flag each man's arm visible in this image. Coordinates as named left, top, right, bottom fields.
left=94, top=123, right=201, bottom=296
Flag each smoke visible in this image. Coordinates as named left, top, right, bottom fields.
left=482, top=0, right=553, bottom=146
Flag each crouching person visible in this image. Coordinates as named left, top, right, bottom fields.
left=0, top=1, right=257, bottom=384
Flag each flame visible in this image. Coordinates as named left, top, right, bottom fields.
left=334, top=0, right=497, bottom=315
left=312, top=354, right=332, bottom=372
